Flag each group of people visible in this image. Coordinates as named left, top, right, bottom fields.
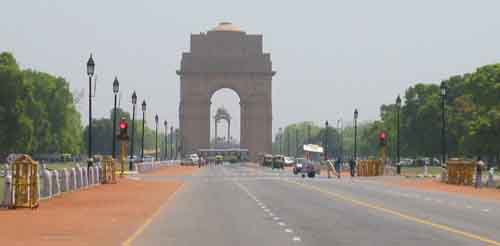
left=326, top=158, right=357, bottom=178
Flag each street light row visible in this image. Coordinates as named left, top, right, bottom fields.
left=85, top=54, right=176, bottom=170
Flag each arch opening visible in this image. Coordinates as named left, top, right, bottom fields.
left=210, top=88, right=240, bottom=149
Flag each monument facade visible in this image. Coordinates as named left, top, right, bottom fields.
left=177, top=22, right=275, bottom=159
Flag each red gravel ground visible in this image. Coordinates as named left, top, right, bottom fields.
left=385, top=178, right=500, bottom=202
left=0, top=166, right=199, bottom=246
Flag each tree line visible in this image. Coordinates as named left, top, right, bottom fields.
left=0, top=52, right=82, bottom=160
left=0, top=52, right=177, bottom=161
left=275, top=63, right=500, bottom=164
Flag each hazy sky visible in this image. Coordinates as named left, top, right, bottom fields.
left=2, top=0, right=500, bottom=139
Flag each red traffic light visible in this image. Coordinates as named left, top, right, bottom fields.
left=379, top=132, right=386, bottom=141
left=119, top=121, right=128, bottom=129
left=118, top=119, right=129, bottom=140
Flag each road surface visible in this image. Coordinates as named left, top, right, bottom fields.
left=129, top=163, right=500, bottom=246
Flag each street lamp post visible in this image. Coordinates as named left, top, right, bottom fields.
left=354, top=109, right=359, bottom=161
left=170, top=126, right=174, bottom=160
left=129, top=92, right=137, bottom=170
left=396, top=95, right=402, bottom=175
left=141, top=100, right=146, bottom=161
left=324, top=121, right=329, bottom=161
left=164, top=120, right=168, bottom=160
left=440, top=81, right=447, bottom=166
left=295, top=127, right=298, bottom=157
left=175, top=128, right=178, bottom=160
left=278, top=128, right=283, bottom=154
left=286, top=129, right=290, bottom=156
left=155, top=114, right=159, bottom=161
left=86, top=54, right=95, bottom=168
left=111, top=77, right=119, bottom=159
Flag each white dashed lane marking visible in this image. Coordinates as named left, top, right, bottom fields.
left=235, top=181, right=301, bottom=243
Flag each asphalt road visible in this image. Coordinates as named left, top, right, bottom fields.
left=130, top=163, right=500, bottom=246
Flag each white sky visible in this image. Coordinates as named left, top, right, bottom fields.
left=2, top=0, right=500, bottom=139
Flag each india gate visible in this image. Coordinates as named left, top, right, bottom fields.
left=177, top=22, right=275, bottom=159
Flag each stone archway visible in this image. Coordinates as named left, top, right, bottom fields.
left=177, top=22, right=275, bottom=160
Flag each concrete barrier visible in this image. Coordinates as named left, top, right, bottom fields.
left=60, top=168, right=70, bottom=192
left=82, top=167, right=88, bottom=188
left=75, top=167, right=83, bottom=189
left=2, top=175, right=12, bottom=207
left=40, top=170, right=52, bottom=198
left=69, top=168, right=77, bottom=191
left=51, top=170, right=61, bottom=197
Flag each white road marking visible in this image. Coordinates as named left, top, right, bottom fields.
left=466, top=205, right=472, bottom=209
left=285, top=228, right=293, bottom=233
left=278, top=222, right=286, bottom=226
left=264, top=209, right=270, bottom=212
left=273, top=217, right=280, bottom=221
left=269, top=213, right=275, bottom=217
left=481, top=209, right=490, bottom=213
left=293, top=236, right=301, bottom=242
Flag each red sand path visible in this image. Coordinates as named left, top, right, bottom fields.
left=0, top=165, right=199, bottom=246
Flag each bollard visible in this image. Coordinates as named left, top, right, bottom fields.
left=60, top=168, right=70, bottom=192
left=75, top=167, right=83, bottom=189
left=51, top=170, right=61, bottom=197
left=2, top=175, right=12, bottom=207
left=487, top=168, right=495, bottom=188
left=41, top=169, right=52, bottom=198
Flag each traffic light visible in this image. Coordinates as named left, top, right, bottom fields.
left=118, top=118, right=129, bottom=140
left=379, top=131, right=387, bottom=146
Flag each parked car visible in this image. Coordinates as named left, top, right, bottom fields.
left=189, top=153, right=200, bottom=163
left=262, top=154, right=273, bottom=167
left=272, top=155, right=284, bottom=169
left=284, top=156, right=295, bottom=166
left=399, top=158, right=414, bottom=166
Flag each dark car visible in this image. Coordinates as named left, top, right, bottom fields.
left=293, top=158, right=317, bottom=178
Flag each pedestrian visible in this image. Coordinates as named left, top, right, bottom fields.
left=335, top=157, right=341, bottom=178
left=475, top=156, right=485, bottom=189
left=349, top=158, right=356, bottom=177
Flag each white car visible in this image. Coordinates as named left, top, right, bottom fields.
left=284, top=156, right=295, bottom=166
left=189, top=154, right=200, bottom=163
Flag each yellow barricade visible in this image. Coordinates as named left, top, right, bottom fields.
left=357, top=160, right=384, bottom=176
left=101, top=156, right=117, bottom=184
left=11, top=155, right=39, bottom=209
left=446, top=160, right=474, bottom=185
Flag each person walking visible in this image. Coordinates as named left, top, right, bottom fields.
left=335, top=157, right=341, bottom=178
left=349, top=158, right=356, bottom=177
left=475, top=157, right=485, bottom=189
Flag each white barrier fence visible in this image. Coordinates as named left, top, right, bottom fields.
left=1, top=160, right=181, bottom=206
left=134, top=160, right=180, bottom=173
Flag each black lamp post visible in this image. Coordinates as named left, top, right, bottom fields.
left=86, top=54, right=95, bottom=168
left=175, top=128, right=179, bottom=160
left=354, top=109, right=358, bottom=161
left=440, top=81, right=447, bottom=166
left=170, top=126, right=174, bottom=160
left=295, top=127, right=298, bottom=157
left=164, top=120, right=168, bottom=160
left=155, top=114, right=159, bottom=161
left=129, top=92, right=137, bottom=170
left=141, top=100, right=146, bottom=161
left=396, top=95, right=402, bottom=175
left=111, top=77, right=119, bottom=159
left=286, top=129, right=290, bottom=156
left=278, top=128, right=283, bottom=154
left=324, top=121, right=329, bottom=161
